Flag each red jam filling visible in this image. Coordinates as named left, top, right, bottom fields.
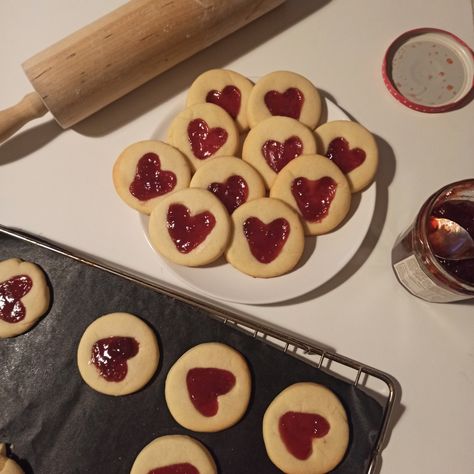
left=186, top=367, right=236, bottom=417
left=326, top=137, right=366, bottom=174
left=0, top=275, right=33, bottom=323
left=187, top=119, right=228, bottom=159
left=264, top=88, right=304, bottom=119
left=129, top=152, right=177, bottom=201
left=208, top=175, right=249, bottom=214
left=91, top=336, right=139, bottom=382
left=429, top=200, right=474, bottom=285
left=243, top=217, right=290, bottom=263
left=148, top=463, right=199, bottom=474
left=291, top=176, right=337, bottom=222
left=262, top=136, right=303, bottom=173
left=167, top=203, right=216, bottom=254
left=206, top=85, right=241, bottom=119
left=279, top=411, right=331, bottom=460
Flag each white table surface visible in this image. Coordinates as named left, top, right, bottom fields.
left=1, top=1, right=473, bottom=473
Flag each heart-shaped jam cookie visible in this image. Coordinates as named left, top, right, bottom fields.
left=0, top=275, right=33, bottom=323
left=129, top=152, right=177, bottom=201
left=206, top=85, right=241, bottom=119
left=167, top=203, right=216, bottom=254
left=264, top=88, right=304, bottom=120
left=262, top=136, right=303, bottom=173
left=208, top=175, right=249, bottom=214
left=149, top=463, right=199, bottom=474
left=279, top=411, right=331, bottom=460
left=186, top=367, right=236, bottom=417
left=291, top=176, right=337, bottom=222
left=243, top=217, right=290, bottom=263
left=326, top=137, right=366, bottom=174
left=187, top=119, right=228, bottom=160
left=91, top=336, right=139, bottom=382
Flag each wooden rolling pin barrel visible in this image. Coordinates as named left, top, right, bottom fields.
left=0, top=0, right=285, bottom=144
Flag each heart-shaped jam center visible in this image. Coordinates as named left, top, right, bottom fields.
left=279, top=411, right=331, bottom=460
left=243, top=217, right=290, bottom=263
left=129, top=152, right=177, bottom=201
left=264, top=88, right=304, bottom=119
left=262, top=136, right=303, bottom=173
left=91, top=336, right=139, bottom=382
left=208, top=175, right=249, bottom=214
left=148, top=463, right=199, bottom=474
left=0, top=275, right=33, bottom=323
left=206, top=85, right=241, bottom=119
left=291, top=176, right=337, bottom=222
left=187, top=118, right=228, bottom=160
left=326, top=136, right=366, bottom=174
left=186, top=367, right=236, bottom=417
left=167, top=203, right=216, bottom=254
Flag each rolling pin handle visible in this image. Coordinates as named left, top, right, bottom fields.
left=0, top=92, right=48, bottom=144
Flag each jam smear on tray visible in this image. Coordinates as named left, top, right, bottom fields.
left=291, top=176, right=337, bottom=222
left=264, top=88, right=304, bottom=119
left=91, top=336, right=139, bottom=382
left=186, top=367, right=236, bottom=417
left=262, top=136, right=304, bottom=173
left=206, top=85, right=241, bottom=119
left=167, top=204, right=216, bottom=254
left=429, top=200, right=474, bottom=285
left=129, top=153, right=177, bottom=201
left=208, top=175, right=249, bottom=214
left=243, top=217, right=290, bottom=263
left=0, top=275, right=33, bottom=323
left=326, top=137, right=366, bottom=174
left=279, top=411, right=331, bottom=460
left=149, top=463, right=199, bottom=474
left=187, top=119, right=228, bottom=159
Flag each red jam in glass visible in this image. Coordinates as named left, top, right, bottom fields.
left=186, top=367, right=236, bottom=417
left=429, top=200, right=474, bottom=285
left=262, top=136, right=303, bottom=173
left=206, top=85, right=241, bottom=119
left=148, top=463, right=199, bottom=474
left=264, top=88, right=304, bottom=119
left=326, top=137, right=366, bottom=174
left=0, top=275, right=33, bottom=323
left=129, top=153, right=177, bottom=201
left=187, top=119, right=228, bottom=159
left=291, top=177, right=337, bottom=222
left=279, top=411, right=331, bottom=460
left=167, top=204, right=216, bottom=254
left=91, top=336, right=139, bottom=382
left=208, top=175, right=249, bottom=214
left=243, top=217, right=290, bottom=263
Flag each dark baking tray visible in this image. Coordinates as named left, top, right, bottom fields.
left=0, top=226, right=396, bottom=474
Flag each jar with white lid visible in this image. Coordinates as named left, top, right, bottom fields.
left=392, top=179, right=474, bottom=302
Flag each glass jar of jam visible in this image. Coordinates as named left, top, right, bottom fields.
left=392, top=179, right=474, bottom=302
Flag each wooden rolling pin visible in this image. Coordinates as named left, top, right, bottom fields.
left=0, top=0, right=285, bottom=144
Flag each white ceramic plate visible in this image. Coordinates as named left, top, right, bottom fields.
left=140, top=96, right=376, bottom=304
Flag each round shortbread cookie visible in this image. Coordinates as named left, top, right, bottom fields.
left=270, top=155, right=351, bottom=236
left=165, top=342, right=251, bottom=432
left=225, top=197, right=305, bottom=278
left=242, top=116, right=318, bottom=189
left=315, top=120, right=378, bottom=192
left=247, top=71, right=322, bottom=129
left=77, top=312, right=159, bottom=396
left=186, top=69, right=254, bottom=132
left=130, top=435, right=216, bottom=474
left=0, top=258, right=50, bottom=339
left=189, top=156, right=266, bottom=214
left=148, top=188, right=231, bottom=267
left=166, top=103, right=239, bottom=171
left=263, top=383, right=349, bottom=474
left=112, top=140, right=191, bottom=215
left=0, top=444, right=24, bottom=474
